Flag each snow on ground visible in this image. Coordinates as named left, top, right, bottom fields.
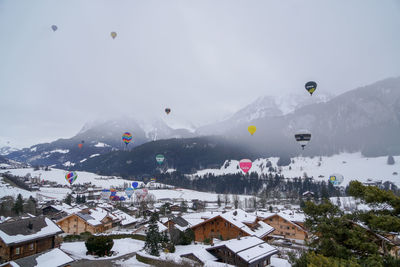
left=37, top=187, right=72, bottom=201
left=49, top=149, right=69, bottom=154
left=61, top=238, right=144, bottom=260
left=94, top=142, right=110, bottom=147
left=190, top=153, right=400, bottom=186
left=150, top=188, right=256, bottom=202
left=0, top=168, right=132, bottom=188
left=90, top=154, right=100, bottom=158
left=0, top=177, right=34, bottom=199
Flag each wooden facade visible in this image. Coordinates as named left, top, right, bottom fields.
left=259, top=214, right=307, bottom=241
left=207, top=245, right=272, bottom=267
left=56, top=214, right=113, bottom=235
left=191, top=216, right=249, bottom=242
left=0, top=236, right=58, bottom=262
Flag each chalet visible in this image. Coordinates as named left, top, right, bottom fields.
left=181, top=250, right=218, bottom=266
left=170, top=204, right=182, bottom=212
left=164, top=216, right=190, bottom=232
left=206, top=236, right=278, bottom=267
left=257, top=211, right=307, bottom=243
left=191, top=209, right=274, bottom=242
left=5, top=248, right=73, bottom=267
left=0, top=216, right=63, bottom=263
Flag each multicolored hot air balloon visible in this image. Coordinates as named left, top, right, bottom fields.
left=65, top=171, right=77, bottom=185
left=329, top=173, right=344, bottom=186
left=305, top=81, right=317, bottom=95
left=295, top=130, right=312, bottom=150
left=100, top=189, right=111, bottom=200
left=122, top=132, right=132, bottom=146
left=150, top=178, right=156, bottom=183
left=51, top=25, right=58, bottom=32
left=239, top=159, right=252, bottom=173
left=125, top=187, right=134, bottom=198
left=132, top=181, right=139, bottom=189
left=111, top=32, right=117, bottom=39
left=156, top=154, right=165, bottom=165
left=165, top=108, right=171, bottom=115
left=248, top=126, right=256, bottom=135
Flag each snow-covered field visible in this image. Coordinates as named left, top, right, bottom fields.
left=61, top=238, right=144, bottom=260
left=191, top=153, right=400, bottom=186
left=0, top=168, right=132, bottom=187
left=0, top=178, right=34, bottom=199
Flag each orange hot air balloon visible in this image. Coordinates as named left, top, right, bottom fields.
left=78, top=143, right=83, bottom=149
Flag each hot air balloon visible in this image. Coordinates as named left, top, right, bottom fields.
left=81, top=140, right=85, bottom=144
left=122, top=132, right=132, bottom=147
left=239, top=159, right=252, bottom=173
left=156, top=154, right=165, bottom=165
left=119, top=196, right=126, bottom=201
left=51, top=25, right=58, bottom=32
left=165, top=108, right=171, bottom=115
left=111, top=32, right=117, bottom=39
left=305, top=81, right=317, bottom=95
left=150, top=178, right=156, bottom=182
left=295, top=130, right=311, bottom=150
left=65, top=171, right=77, bottom=185
left=125, top=188, right=134, bottom=199
left=78, top=143, right=83, bottom=149
left=100, top=189, right=111, bottom=200
left=329, top=173, right=344, bottom=186
left=248, top=126, right=256, bottom=135
left=132, top=181, right=139, bottom=189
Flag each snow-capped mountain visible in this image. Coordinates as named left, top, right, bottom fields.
left=196, top=93, right=332, bottom=135
left=5, top=116, right=195, bottom=168
left=0, top=146, right=19, bottom=156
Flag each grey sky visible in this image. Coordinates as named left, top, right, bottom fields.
left=1, top=0, right=400, bottom=148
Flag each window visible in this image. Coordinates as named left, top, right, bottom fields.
left=287, top=226, right=290, bottom=230
left=269, top=218, right=273, bottom=222
left=225, top=222, right=227, bottom=227
left=211, top=221, right=214, bottom=225
left=280, top=225, right=283, bottom=229
left=292, top=226, right=295, bottom=230
left=29, top=243, right=34, bottom=251
left=15, top=247, right=20, bottom=255
left=211, top=229, right=214, bottom=232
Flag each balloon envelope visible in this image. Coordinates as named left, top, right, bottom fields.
left=111, top=32, right=117, bottom=39
left=295, top=130, right=311, bottom=149
left=51, top=25, right=58, bottom=31
left=305, top=81, right=317, bottom=95
left=65, top=171, right=77, bottom=185
left=248, top=126, right=256, bottom=135
left=122, top=132, right=132, bottom=145
left=165, top=108, right=171, bottom=114
left=100, top=189, right=111, bottom=200
left=156, top=154, right=165, bottom=164
left=78, top=143, right=83, bottom=149
left=329, top=173, right=344, bottom=186
left=239, top=159, right=252, bottom=173
left=132, top=182, right=139, bottom=189
left=125, top=188, right=134, bottom=198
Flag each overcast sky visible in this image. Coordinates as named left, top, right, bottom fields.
left=1, top=0, right=400, bottom=148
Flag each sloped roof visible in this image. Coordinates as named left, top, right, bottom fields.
left=10, top=248, right=74, bottom=267
left=0, top=216, right=63, bottom=245
left=207, top=236, right=278, bottom=264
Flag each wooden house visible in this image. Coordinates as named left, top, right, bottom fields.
left=0, top=216, right=63, bottom=263
left=206, top=236, right=278, bottom=267
left=191, top=209, right=274, bottom=242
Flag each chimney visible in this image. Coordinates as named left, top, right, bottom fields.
left=28, top=221, right=33, bottom=230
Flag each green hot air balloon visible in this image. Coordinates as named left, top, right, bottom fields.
left=155, top=154, right=165, bottom=165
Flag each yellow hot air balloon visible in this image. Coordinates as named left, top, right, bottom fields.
left=111, top=32, right=117, bottom=39
left=248, top=125, right=256, bottom=135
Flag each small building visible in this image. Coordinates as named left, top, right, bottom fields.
left=257, top=211, right=307, bottom=243
left=206, top=236, right=278, bottom=267
left=0, top=216, right=63, bottom=263
left=5, top=248, right=74, bottom=267
left=191, top=209, right=274, bottom=242
left=302, top=191, right=314, bottom=199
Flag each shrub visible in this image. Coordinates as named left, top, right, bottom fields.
left=203, top=238, right=211, bottom=245
left=85, top=236, right=114, bottom=257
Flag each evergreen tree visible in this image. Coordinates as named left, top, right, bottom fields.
left=387, top=155, right=395, bottom=165
left=144, top=212, right=162, bottom=256
left=76, top=195, right=81, bottom=204
left=64, top=194, right=72, bottom=205
left=232, top=195, right=239, bottom=209
left=180, top=201, right=188, bottom=212
left=217, top=195, right=221, bottom=207
left=81, top=195, right=86, bottom=203
left=13, top=194, right=24, bottom=215
left=24, top=196, right=37, bottom=215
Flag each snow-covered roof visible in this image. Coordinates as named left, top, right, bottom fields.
left=0, top=217, right=63, bottom=245
left=181, top=249, right=218, bottom=263
left=10, top=248, right=74, bottom=267
left=208, top=236, right=278, bottom=264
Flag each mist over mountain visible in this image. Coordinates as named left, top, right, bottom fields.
left=3, top=76, right=400, bottom=172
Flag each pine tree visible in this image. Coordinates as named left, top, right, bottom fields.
left=76, top=195, right=81, bottom=204
left=144, top=212, right=162, bottom=256
left=82, top=195, right=86, bottom=203
left=387, top=155, right=395, bottom=165
left=13, top=194, right=24, bottom=215
left=65, top=194, right=72, bottom=205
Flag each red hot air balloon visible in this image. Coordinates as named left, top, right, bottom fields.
left=239, top=159, right=252, bottom=173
